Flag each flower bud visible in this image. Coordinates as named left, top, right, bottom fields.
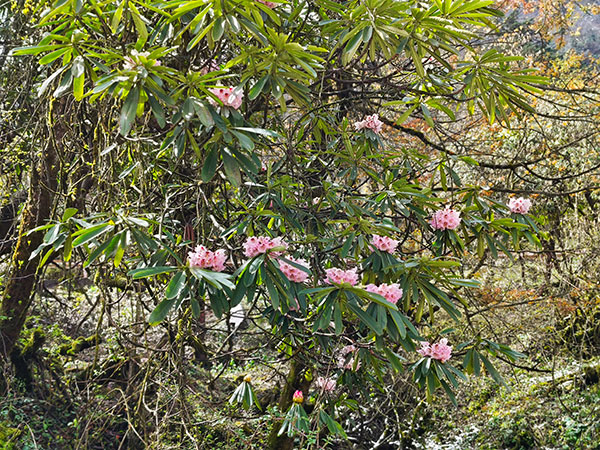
left=292, top=390, right=304, bottom=404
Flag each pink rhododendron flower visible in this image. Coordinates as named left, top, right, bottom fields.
left=292, top=390, right=304, bottom=403
left=279, top=257, right=310, bottom=283
left=211, top=249, right=227, bottom=272
left=508, top=197, right=532, bottom=214
left=208, top=87, right=243, bottom=109
left=371, top=234, right=399, bottom=253
left=315, top=376, right=336, bottom=392
left=430, top=208, right=461, bottom=230
left=243, top=236, right=288, bottom=258
left=354, top=114, right=383, bottom=133
left=325, top=267, right=359, bottom=286
left=188, top=245, right=227, bottom=272
left=257, top=0, right=276, bottom=6
left=365, top=283, right=403, bottom=304
left=417, top=338, right=452, bottom=363
left=337, top=345, right=361, bottom=370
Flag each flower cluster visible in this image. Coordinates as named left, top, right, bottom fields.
left=188, top=245, right=227, bottom=272
left=123, top=50, right=160, bottom=71
left=279, top=257, right=310, bottom=283
left=243, top=236, right=288, bottom=258
left=315, top=376, right=336, bottom=392
left=365, top=283, right=403, bottom=304
left=508, top=197, right=532, bottom=214
left=430, top=208, right=461, bottom=230
left=325, top=267, right=359, bottom=286
left=417, top=338, right=452, bottom=363
left=354, top=114, right=383, bottom=133
left=208, top=87, right=243, bottom=109
left=337, top=345, right=360, bottom=370
left=371, top=234, right=399, bottom=253
left=292, top=390, right=304, bottom=403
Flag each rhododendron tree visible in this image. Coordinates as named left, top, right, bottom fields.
left=1, top=0, right=550, bottom=446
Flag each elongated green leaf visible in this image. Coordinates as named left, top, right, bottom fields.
left=148, top=298, right=177, bottom=325
left=166, top=271, right=187, bottom=299
left=129, top=266, right=177, bottom=279
left=120, top=85, right=140, bottom=135
left=72, top=223, right=113, bottom=247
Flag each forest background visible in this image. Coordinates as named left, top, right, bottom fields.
left=0, top=0, right=600, bottom=449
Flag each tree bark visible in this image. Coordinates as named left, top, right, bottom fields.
left=0, top=98, right=67, bottom=360
left=0, top=191, right=27, bottom=256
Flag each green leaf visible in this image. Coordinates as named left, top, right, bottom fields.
left=128, top=266, right=177, bottom=279
left=202, top=147, right=219, bottom=182
left=222, top=150, right=241, bottom=187
left=148, top=298, right=178, bottom=325
left=166, top=271, right=187, bottom=299
left=72, top=223, right=113, bottom=247
left=120, top=85, right=140, bottom=136
left=39, top=47, right=70, bottom=65
left=130, top=3, right=148, bottom=47
left=212, top=16, right=225, bottom=41
left=148, top=93, right=166, bottom=128
left=480, top=353, right=507, bottom=387
left=62, top=208, right=78, bottom=222
left=111, top=0, right=125, bottom=33
left=342, top=30, right=363, bottom=65
left=43, top=224, right=61, bottom=245
left=189, top=267, right=235, bottom=290
left=249, top=75, right=269, bottom=100
left=73, top=71, right=85, bottom=101
left=347, top=301, right=383, bottom=335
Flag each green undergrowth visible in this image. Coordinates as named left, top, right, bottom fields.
left=421, top=357, right=600, bottom=450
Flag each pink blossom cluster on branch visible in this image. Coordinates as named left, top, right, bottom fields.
left=315, top=376, right=336, bottom=392
left=365, top=283, right=403, bottom=304
left=371, top=234, right=399, bottom=253
left=337, top=344, right=361, bottom=370
left=188, top=245, right=227, bottom=272
left=417, top=338, right=452, bottom=363
left=430, top=207, right=461, bottom=230
left=354, top=114, right=383, bottom=133
left=324, top=267, right=359, bottom=286
left=278, top=257, right=310, bottom=283
left=208, top=87, right=243, bottom=109
left=243, top=236, right=288, bottom=258
left=508, top=197, right=532, bottom=214
left=257, top=0, right=277, bottom=7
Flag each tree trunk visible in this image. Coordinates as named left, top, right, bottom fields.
left=0, top=191, right=27, bottom=256
left=0, top=98, right=67, bottom=360
left=267, top=358, right=312, bottom=450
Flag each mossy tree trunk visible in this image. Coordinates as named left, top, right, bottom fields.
left=0, top=98, right=68, bottom=361
left=267, top=358, right=312, bottom=450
